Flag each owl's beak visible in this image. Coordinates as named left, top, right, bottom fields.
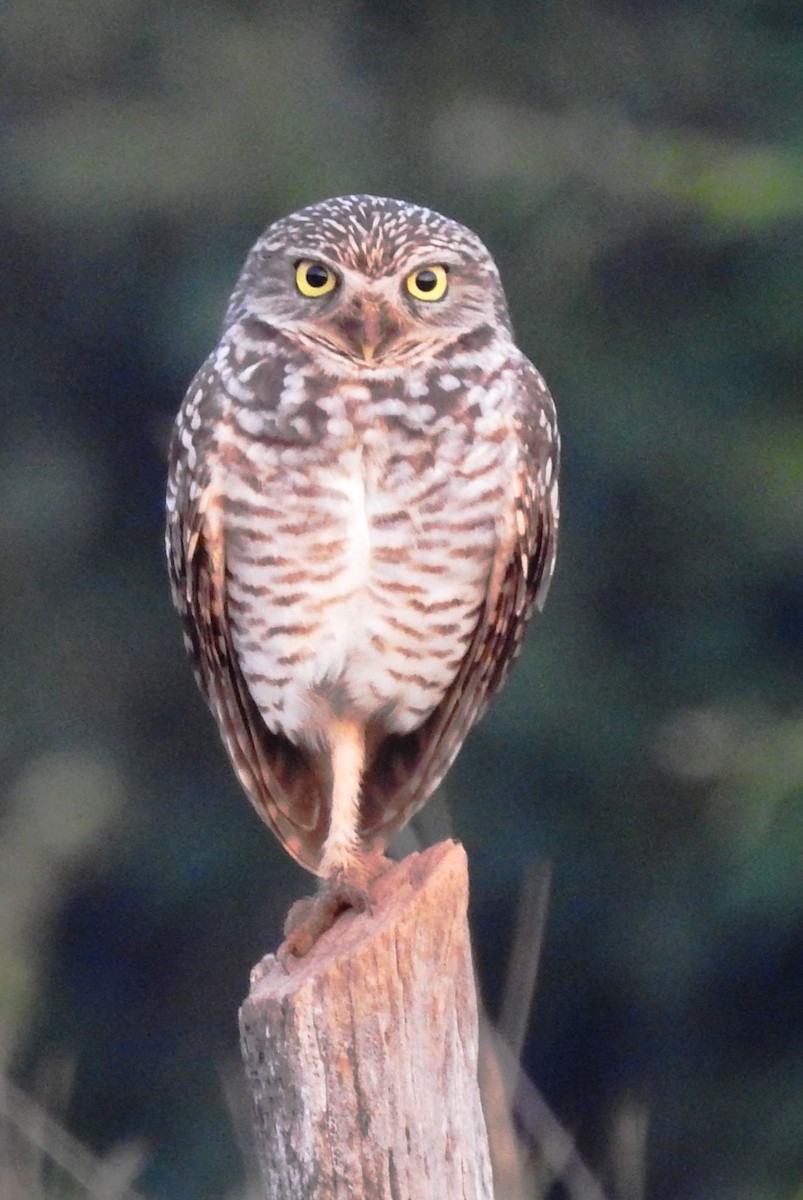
left=332, top=299, right=401, bottom=364
left=356, top=304, right=383, bottom=362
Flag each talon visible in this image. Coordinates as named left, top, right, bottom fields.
left=283, top=895, right=316, bottom=938
left=332, top=878, right=371, bottom=916
left=249, top=952, right=276, bottom=985
left=279, top=872, right=376, bottom=959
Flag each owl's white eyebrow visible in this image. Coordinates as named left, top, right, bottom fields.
left=406, top=250, right=465, bottom=270
left=281, top=248, right=341, bottom=268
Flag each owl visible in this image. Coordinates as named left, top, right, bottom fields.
left=166, top=195, right=559, bottom=953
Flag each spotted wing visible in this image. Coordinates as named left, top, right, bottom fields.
left=359, top=360, right=560, bottom=846
left=166, top=365, right=330, bottom=875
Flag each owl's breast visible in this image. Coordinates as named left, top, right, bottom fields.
left=223, top=411, right=516, bottom=743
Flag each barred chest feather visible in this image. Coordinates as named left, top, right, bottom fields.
left=219, top=373, right=518, bottom=747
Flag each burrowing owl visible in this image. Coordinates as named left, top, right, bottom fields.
left=166, top=195, right=559, bottom=950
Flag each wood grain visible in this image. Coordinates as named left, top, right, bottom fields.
left=239, top=840, right=493, bottom=1199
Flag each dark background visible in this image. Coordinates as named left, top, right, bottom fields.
left=2, top=2, right=802, bottom=1198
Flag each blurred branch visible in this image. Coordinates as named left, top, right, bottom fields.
left=0, top=1074, right=148, bottom=1200
left=478, top=859, right=551, bottom=1199
left=609, top=1095, right=649, bottom=1200
left=477, top=859, right=613, bottom=1200
left=499, top=859, right=552, bottom=1072
left=482, top=1025, right=612, bottom=1200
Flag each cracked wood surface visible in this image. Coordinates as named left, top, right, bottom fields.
left=239, top=840, right=493, bottom=1199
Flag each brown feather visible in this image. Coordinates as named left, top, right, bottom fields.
left=166, top=198, right=561, bottom=881
left=169, top=483, right=332, bottom=874
left=359, top=362, right=559, bottom=847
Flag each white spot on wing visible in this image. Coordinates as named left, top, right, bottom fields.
left=327, top=417, right=354, bottom=438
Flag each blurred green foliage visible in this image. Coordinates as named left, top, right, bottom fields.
left=1, top=1, right=802, bottom=1197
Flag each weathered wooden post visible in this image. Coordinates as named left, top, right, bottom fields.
left=239, top=840, right=493, bottom=1199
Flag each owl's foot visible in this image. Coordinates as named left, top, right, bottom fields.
left=281, top=879, right=369, bottom=959
left=281, top=853, right=392, bottom=959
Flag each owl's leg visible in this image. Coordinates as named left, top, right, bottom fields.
left=282, top=718, right=392, bottom=958
left=320, top=716, right=365, bottom=878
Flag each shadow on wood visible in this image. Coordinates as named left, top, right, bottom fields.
left=239, top=840, right=493, bottom=1200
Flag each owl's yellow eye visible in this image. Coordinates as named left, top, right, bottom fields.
left=295, top=260, right=338, bottom=298
left=405, top=264, right=449, bottom=302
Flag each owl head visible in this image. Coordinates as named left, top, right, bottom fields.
left=223, top=195, right=513, bottom=369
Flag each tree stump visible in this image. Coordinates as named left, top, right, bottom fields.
left=239, top=840, right=493, bottom=1200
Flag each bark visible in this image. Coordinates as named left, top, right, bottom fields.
left=239, top=840, right=493, bottom=1200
